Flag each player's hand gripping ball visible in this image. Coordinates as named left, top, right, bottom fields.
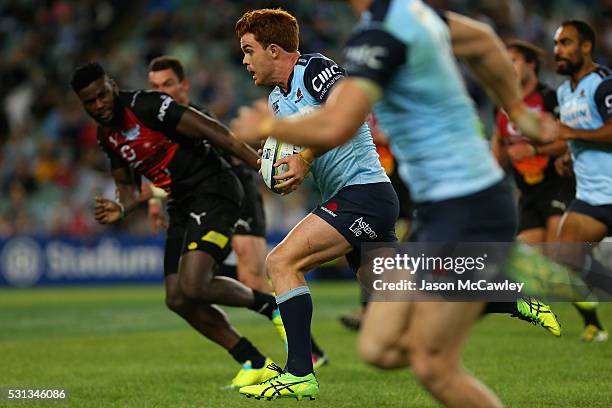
left=260, top=137, right=303, bottom=193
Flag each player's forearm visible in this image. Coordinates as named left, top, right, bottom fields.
left=534, top=140, right=568, bottom=156
left=261, top=111, right=346, bottom=150
left=569, top=124, right=612, bottom=143
left=305, top=146, right=330, bottom=160
left=490, top=132, right=508, bottom=166
left=149, top=185, right=168, bottom=200
left=179, top=108, right=259, bottom=169
left=110, top=166, right=141, bottom=218
left=448, top=12, right=523, bottom=115
left=115, top=183, right=140, bottom=217
left=211, top=124, right=262, bottom=170
left=262, top=81, right=370, bottom=150
left=465, top=40, right=521, bottom=114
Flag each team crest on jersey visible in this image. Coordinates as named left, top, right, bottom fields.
left=121, top=125, right=140, bottom=141
left=295, top=88, right=303, bottom=103
left=579, top=89, right=586, bottom=98
left=272, top=100, right=280, bottom=114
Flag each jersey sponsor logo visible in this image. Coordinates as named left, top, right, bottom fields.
left=189, top=211, right=207, bottom=226
left=311, top=63, right=342, bottom=93
left=326, top=202, right=338, bottom=212
left=349, top=217, right=377, bottom=239
left=294, top=88, right=304, bottom=103
left=320, top=202, right=338, bottom=217
left=201, top=231, right=229, bottom=249
left=560, top=103, right=592, bottom=127
left=121, top=125, right=140, bottom=141
left=345, top=45, right=387, bottom=70
left=157, top=95, right=173, bottom=122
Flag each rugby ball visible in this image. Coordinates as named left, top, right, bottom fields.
left=260, top=137, right=303, bottom=193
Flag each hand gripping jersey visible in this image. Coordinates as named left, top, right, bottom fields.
left=97, top=90, right=231, bottom=199
left=496, top=83, right=561, bottom=190
left=267, top=53, right=389, bottom=202
left=343, top=0, right=503, bottom=203
left=557, top=66, right=612, bottom=205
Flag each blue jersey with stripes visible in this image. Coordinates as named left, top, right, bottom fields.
left=343, top=0, right=503, bottom=203
left=557, top=66, right=612, bottom=205
left=268, top=53, right=389, bottom=202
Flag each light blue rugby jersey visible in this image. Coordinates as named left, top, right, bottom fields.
left=268, top=53, right=389, bottom=202
left=557, top=66, right=612, bottom=205
left=343, top=0, right=503, bottom=203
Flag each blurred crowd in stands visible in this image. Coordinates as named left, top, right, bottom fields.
left=0, top=0, right=611, bottom=238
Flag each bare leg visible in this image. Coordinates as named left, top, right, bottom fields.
left=178, top=250, right=257, bottom=307
left=517, top=227, right=545, bottom=245
left=233, top=235, right=272, bottom=293
left=164, top=274, right=241, bottom=349
left=266, top=214, right=352, bottom=376
left=405, top=302, right=502, bottom=408
left=358, top=301, right=413, bottom=369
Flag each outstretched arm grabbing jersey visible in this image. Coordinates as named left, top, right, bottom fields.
left=231, top=11, right=557, bottom=148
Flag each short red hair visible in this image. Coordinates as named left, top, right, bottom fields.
left=235, top=8, right=299, bottom=52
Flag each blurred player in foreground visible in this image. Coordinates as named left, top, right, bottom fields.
left=339, top=113, right=414, bottom=332
left=231, top=1, right=559, bottom=407
left=71, top=62, right=285, bottom=389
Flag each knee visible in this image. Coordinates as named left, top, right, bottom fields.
left=165, top=291, right=188, bottom=315
left=410, top=349, right=457, bottom=393
left=233, top=237, right=265, bottom=267
left=358, top=334, right=386, bottom=367
left=178, top=267, right=215, bottom=303
left=265, top=246, right=293, bottom=280
left=179, top=276, right=208, bottom=303
left=358, top=332, right=408, bottom=369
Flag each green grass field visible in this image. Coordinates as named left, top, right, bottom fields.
left=1, top=282, right=611, bottom=408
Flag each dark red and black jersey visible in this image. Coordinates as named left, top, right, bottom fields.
left=496, top=83, right=561, bottom=192
left=97, top=90, right=231, bottom=199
